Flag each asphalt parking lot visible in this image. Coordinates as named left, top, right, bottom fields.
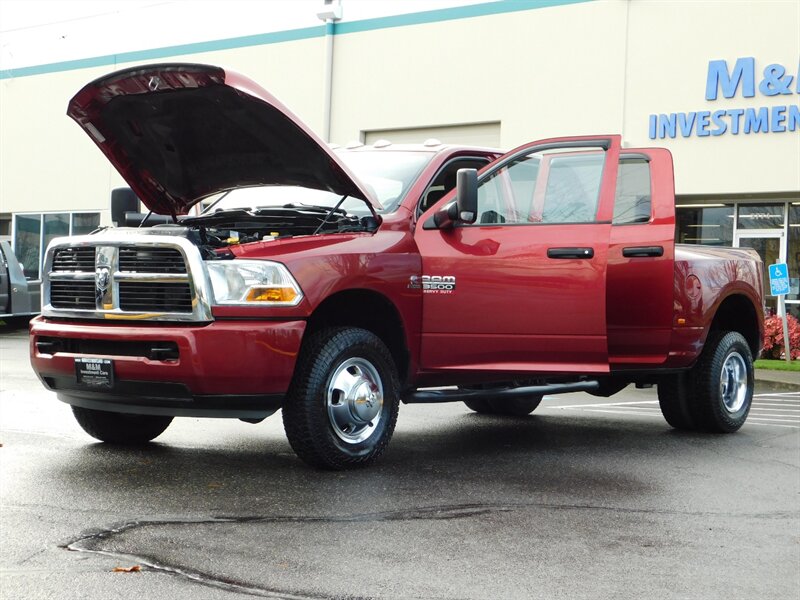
left=2, top=324, right=798, bottom=600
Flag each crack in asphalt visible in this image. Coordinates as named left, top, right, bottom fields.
left=15, top=547, right=46, bottom=566
left=65, top=505, right=499, bottom=600
left=63, top=502, right=799, bottom=599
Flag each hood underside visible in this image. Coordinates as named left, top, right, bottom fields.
left=67, top=63, right=378, bottom=215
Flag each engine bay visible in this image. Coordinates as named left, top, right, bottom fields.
left=120, top=205, right=379, bottom=258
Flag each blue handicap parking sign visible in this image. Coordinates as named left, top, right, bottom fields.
left=769, top=263, right=790, bottom=296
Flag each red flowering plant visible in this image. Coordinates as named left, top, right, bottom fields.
left=761, top=314, right=800, bottom=360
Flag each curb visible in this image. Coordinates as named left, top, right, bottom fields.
left=754, top=369, right=800, bottom=391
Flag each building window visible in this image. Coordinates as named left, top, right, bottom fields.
left=12, top=212, right=100, bottom=280
left=737, top=204, right=785, bottom=229
left=13, top=214, right=42, bottom=281
left=72, top=213, right=100, bottom=235
left=676, top=205, right=734, bottom=245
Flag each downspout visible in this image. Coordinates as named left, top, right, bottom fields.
left=321, top=19, right=335, bottom=142
left=317, top=1, right=342, bottom=142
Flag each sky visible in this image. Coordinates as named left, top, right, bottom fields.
left=0, top=0, right=486, bottom=70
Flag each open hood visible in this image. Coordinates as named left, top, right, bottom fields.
left=67, top=63, right=380, bottom=216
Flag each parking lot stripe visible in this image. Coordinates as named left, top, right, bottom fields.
left=548, top=401, right=800, bottom=429
left=753, top=399, right=800, bottom=403
left=550, top=400, right=659, bottom=409
left=574, top=408, right=661, bottom=417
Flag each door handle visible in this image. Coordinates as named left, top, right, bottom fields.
left=622, top=246, right=664, bottom=258
left=547, top=247, right=594, bottom=259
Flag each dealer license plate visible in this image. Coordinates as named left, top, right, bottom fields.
left=75, top=357, right=114, bottom=388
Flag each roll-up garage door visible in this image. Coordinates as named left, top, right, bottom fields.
left=363, top=122, right=501, bottom=147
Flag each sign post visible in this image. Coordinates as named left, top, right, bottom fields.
left=768, top=262, right=792, bottom=363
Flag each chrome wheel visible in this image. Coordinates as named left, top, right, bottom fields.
left=720, top=351, right=748, bottom=413
left=326, top=357, right=384, bottom=444
left=283, top=327, right=400, bottom=469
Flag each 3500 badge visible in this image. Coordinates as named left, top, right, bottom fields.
left=409, top=275, right=456, bottom=294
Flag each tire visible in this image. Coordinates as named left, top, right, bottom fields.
left=282, top=327, right=400, bottom=470
left=587, top=379, right=629, bottom=398
left=658, top=331, right=754, bottom=433
left=690, top=331, right=754, bottom=433
left=463, top=394, right=543, bottom=416
left=71, top=406, right=173, bottom=444
left=657, top=372, right=697, bottom=430
left=487, top=396, right=543, bottom=416
left=463, top=398, right=493, bottom=414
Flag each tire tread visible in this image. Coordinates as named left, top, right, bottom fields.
left=691, top=331, right=753, bottom=433
left=71, top=406, right=172, bottom=444
left=282, top=327, right=399, bottom=470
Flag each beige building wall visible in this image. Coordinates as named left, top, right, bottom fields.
left=623, top=0, right=800, bottom=196
left=1, top=0, right=798, bottom=223
left=331, top=1, right=628, bottom=148
left=0, top=37, right=326, bottom=220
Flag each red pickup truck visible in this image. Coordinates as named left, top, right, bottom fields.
left=29, top=64, right=764, bottom=469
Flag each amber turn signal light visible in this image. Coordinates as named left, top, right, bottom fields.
left=245, top=287, right=298, bottom=303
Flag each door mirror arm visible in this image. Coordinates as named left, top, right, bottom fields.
left=433, top=200, right=459, bottom=229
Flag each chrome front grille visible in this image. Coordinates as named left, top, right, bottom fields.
left=43, top=234, right=213, bottom=322
left=52, top=247, right=96, bottom=272
left=119, top=247, right=186, bottom=273
left=118, top=281, right=193, bottom=312
left=50, top=280, right=96, bottom=309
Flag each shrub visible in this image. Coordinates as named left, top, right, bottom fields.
left=762, top=314, right=800, bottom=360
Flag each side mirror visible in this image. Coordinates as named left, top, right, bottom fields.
left=110, top=188, right=140, bottom=227
left=432, top=168, right=478, bottom=229
left=455, top=168, right=478, bottom=224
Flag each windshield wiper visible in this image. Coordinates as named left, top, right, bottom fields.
left=179, top=204, right=365, bottom=235
left=277, top=203, right=347, bottom=215
left=180, top=208, right=259, bottom=227
left=187, top=204, right=347, bottom=223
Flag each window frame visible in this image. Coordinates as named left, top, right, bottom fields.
left=461, top=138, right=614, bottom=228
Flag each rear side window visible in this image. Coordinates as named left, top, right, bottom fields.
left=613, top=158, right=651, bottom=224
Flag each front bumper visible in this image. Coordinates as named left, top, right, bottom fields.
left=29, top=316, right=306, bottom=418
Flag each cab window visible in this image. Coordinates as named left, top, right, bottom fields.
left=472, top=147, right=606, bottom=225
left=419, top=157, right=491, bottom=215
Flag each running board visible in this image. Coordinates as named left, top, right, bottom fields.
left=402, top=381, right=600, bottom=404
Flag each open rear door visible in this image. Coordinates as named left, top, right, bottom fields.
left=606, top=148, right=676, bottom=366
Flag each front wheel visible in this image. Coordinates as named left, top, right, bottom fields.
left=282, top=327, right=400, bottom=470
left=71, top=406, right=173, bottom=444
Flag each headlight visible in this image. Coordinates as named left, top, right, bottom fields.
left=206, top=260, right=303, bottom=306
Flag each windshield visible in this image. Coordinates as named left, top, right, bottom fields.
left=201, top=150, right=433, bottom=216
